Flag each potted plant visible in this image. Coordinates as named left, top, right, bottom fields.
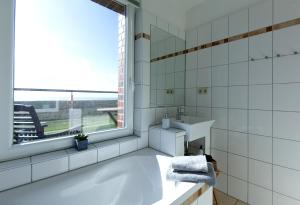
left=74, top=133, right=88, bottom=151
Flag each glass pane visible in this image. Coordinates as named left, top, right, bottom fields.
left=13, top=0, right=126, bottom=144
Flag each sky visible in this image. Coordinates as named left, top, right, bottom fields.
left=14, top=0, right=121, bottom=101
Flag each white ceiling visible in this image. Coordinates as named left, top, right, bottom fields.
left=141, top=0, right=268, bottom=30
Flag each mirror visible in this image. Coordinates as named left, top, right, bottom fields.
left=150, top=25, right=186, bottom=107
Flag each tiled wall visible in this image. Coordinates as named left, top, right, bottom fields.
left=185, top=0, right=300, bottom=204
left=134, top=8, right=185, bottom=147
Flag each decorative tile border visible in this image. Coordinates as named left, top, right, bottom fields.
left=151, top=17, right=300, bottom=63
left=135, top=32, right=151, bottom=41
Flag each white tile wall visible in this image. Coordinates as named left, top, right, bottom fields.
left=228, top=176, right=248, bottom=202
left=229, top=62, right=248, bottom=86
left=187, top=1, right=300, bottom=204
left=228, top=154, right=248, bottom=180
left=211, top=129, right=228, bottom=151
left=249, top=134, right=272, bottom=163
left=119, top=137, right=138, bottom=155
left=273, top=165, right=300, bottom=200
left=229, top=86, right=248, bottom=109
left=249, top=59, right=272, bottom=85
left=248, top=184, right=272, bottom=205
left=97, top=142, right=120, bottom=162
left=248, top=159, right=272, bottom=189
left=68, top=147, right=98, bottom=170
left=228, top=131, right=247, bottom=156
left=273, top=138, right=300, bottom=171
left=212, top=65, right=228, bottom=87
left=0, top=166, right=31, bottom=192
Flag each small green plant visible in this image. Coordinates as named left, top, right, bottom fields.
left=74, top=133, right=88, bottom=141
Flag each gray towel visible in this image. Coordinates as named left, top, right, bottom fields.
left=171, top=155, right=208, bottom=173
left=166, top=162, right=216, bottom=186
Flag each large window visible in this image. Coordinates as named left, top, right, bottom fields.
left=13, top=0, right=129, bottom=144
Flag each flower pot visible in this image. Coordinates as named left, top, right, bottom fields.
left=75, top=139, right=88, bottom=151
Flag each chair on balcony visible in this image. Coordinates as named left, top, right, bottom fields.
left=14, top=104, right=82, bottom=143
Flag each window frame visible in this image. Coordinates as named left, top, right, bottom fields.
left=0, top=0, right=134, bottom=161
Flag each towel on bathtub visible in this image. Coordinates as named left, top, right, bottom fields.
left=171, top=155, right=208, bottom=173
left=166, top=162, right=216, bottom=186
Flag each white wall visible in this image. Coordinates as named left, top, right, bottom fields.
left=185, top=0, right=300, bottom=204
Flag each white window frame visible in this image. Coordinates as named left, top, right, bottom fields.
left=0, top=0, right=134, bottom=161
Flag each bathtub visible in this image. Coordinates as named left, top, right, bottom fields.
left=0, top=148, right=211, bottom=205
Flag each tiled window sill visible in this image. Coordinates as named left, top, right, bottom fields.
left=0, top=135, right=139, bottom=192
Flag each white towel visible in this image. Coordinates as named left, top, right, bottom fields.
left=171, top=155, right=208, bottom=173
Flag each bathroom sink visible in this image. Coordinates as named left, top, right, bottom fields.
left=171, top=116, right=215, bottom=142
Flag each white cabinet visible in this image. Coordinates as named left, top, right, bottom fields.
left=149, top=125, right=185, bottom=156
left=249, top=32, right=272, bottom=60
left=249, top=0, right=273, bottom=30
left=274, top=0, right=300, bottom=24
left=273, top=24, right=300, bottom=57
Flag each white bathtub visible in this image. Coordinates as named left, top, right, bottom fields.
left=0, top=148, right=210, bottom=205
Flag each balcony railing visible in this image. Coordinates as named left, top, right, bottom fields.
left=13, top=88, right=122, bottom=144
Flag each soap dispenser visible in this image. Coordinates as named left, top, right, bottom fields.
left=162, top=113, right=170, bottom=129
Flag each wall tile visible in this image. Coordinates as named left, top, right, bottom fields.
left=0, top=166, right=31, bottom=192
left=273, top=165, right=300, bottom=200
left=212, top=87, right=228, bottom=108
left=228, top=131, right=247, bottom=156
left=249, top=0, right=273, bottom=30
left=273, top=25, right=300, bottom=57
left=134, top=84, right=150, bottom=108
left=211, top=149, right=228, bottom=173
left=149, top=126, right=161, bottom=150
left=215, top=172, right=228, bottom=194
left=174, top=72, right=185, bottom=89
left=119, top=137, right=138, bottom=155
left=229, top=9, right=248, bottom=36
left=186, top=52, right=198, bottom=70
left=248, top=184, right=272, bottom=205
left=212, top=44, right=229, bottom=66
left=274, top=0, right=300, bottom=24
left=135, top=61, right=150, bottom=85
left=229, top=86, right=248, bottom=109
left=273, top=111, right=300, bottom=141
left=249, top=110, right=272, bottom=136
left=228, top=154, right=248, bottom=180
left=273, top=192, right=300, bottom=205
left=249, top=85, right=272, bottom=110
left=197, top=88, right=211, bottom=107
left=212, top=65, right=228, bottom=87
left=274, top=83, right=300, bottom=112
left=68, top=148, right=97, bottom=170
left=249, top=59, right=272, bottom=85
left=229, top=39, right=248, bottom=64
left=32, top=157, right=68, bottom=181
left=229, top=62, right=248, bottom=86
left=228, top=176, right=248, bottom=202
left=212, top=108, right=228, bottom=130
left=198, top=48, right=212, bottom=68
left=249, top=32, right=272, bottom=60
left=249, top=159, right=272, bottom=189
left=228, top=109, right=248, bottom=133
left=196, top=107, right=212, bottom=120
left=273, top=54, right=300, bottom=83
left=186, top=69, right=197, bottom=88
left=97, top=142, right=120, bottom=162
left=249, top=134, right=272, bottom=163
left=212, top=17, right=229, bottom=41
left=185, top=88, right=197, bottom=106
left=197, top=67, right=211, bottom=87
left=273, top=138, right=300, bottom=171
left=211, top=128, right=228, bottom=151
left=135, top=38, right=150, bottom=62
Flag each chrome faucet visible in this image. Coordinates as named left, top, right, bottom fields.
left=176, top=106, right=184, bottom=120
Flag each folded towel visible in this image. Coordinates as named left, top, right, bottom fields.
left=171, top=155, right=208, bottom=173
left=166, top=162, right=216, bottom=186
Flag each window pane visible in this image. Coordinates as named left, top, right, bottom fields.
left=13, top=0, right=126, bottom=144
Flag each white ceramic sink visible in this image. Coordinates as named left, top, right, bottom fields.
left=171, top=116, right=215, bottom=142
